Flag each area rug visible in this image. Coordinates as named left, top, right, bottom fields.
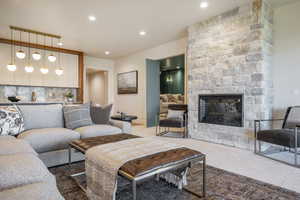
left=49, top=162, right=300, bottom=200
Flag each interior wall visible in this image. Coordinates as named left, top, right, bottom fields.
left=87, top=71, right=108, bottom=105
left=114, top=37, right=187, bottom=125
left=273, top=1, right=300, bottom=117
left=84, top=56, right=114, bottom=105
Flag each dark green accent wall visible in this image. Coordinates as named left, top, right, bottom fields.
left=160, top=69, right=184, bottom=94
left=159, top=54, right=185, bottom=94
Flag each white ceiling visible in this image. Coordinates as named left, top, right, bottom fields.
left=0, top=0, right=297, bottom=58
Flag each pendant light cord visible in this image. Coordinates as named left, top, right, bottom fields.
left=28, top=32, right=31, bottom=65
left=44, top=36, right=46, bottom=67
left=58, top=39, right=61, bottom=67
left=19, top=31, right=22, bottom=51
left=36, top=34, right=38, bottom=45
left=10, top=29, right=13, bottom=63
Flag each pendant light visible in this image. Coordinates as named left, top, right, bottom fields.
left=200, top=0, right=209, bottom=8
left=16, top=31, right=26, bottom=59
left=40, top=35, right=49, bottom=74
left=25, top=32, right=34, bottom=73
left=48, top=37, right=56, bottom=62
left=55, top=39, right=63, bottom=76
left=32, top=34, right=41, bottom=60
left=55, top=68, right=63, bottom=76
left=7, top=29, right=17, bottom=71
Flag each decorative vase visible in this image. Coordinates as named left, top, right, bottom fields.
left=67, top=98, right=73, bottom=103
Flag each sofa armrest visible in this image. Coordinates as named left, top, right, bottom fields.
left=109, top=120, right=132, bottom=134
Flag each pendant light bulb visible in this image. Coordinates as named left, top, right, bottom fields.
left=25, top=65, right=34, bottom=73
left=16, top=50, right=26, bottom=59
left=32, top=52, right=41, bottom=60
left=48, top=54, right=56, bottom=62
left=55, top=68, right=63, bottom=76
left=7, top=63, right=17, bottom=72
left=40, top=67, right=49, bottom=74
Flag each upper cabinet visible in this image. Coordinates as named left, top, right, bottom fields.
left=0, top=43, right=79, bottom=88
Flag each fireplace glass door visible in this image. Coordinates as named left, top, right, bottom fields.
left=198, top=94, right=243, bottom=127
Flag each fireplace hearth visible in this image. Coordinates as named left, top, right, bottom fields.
left=198, top=94, right=243, bottom=127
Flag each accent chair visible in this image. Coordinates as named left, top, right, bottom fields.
left=156, top=104, right=188, bottom=138
left=254, top=106, right=300, bottom=167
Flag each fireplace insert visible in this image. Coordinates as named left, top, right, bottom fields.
left=198, top=94, right=243, bottom=127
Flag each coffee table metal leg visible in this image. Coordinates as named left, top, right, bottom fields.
left=202, top=157, right=206, bottom=197
left=68, top=146, right=72, bottom=167
left=132, top=180, right=137, bottom=200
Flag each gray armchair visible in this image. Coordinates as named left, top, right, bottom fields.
left=156, top=104, right=188, bottom=138
left=255, top=106, right=300, bottom=167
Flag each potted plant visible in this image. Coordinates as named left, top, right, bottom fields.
left=65, top=91, right=74, bottom=102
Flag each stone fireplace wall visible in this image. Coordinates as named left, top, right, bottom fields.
left=187, top=0, right=273, bottom=149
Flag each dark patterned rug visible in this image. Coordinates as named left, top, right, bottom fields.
left=49, top=162, right=300, bottom=200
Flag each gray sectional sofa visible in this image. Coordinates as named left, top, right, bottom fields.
left=16, top=104, right=131, bottom=167
left=0, top=103, right=131, bottom=200
left=0, top=136, right=64, bottom=200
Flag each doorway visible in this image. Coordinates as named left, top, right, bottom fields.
left=159, top=54, right=185, bottom=113
left=86, top=68, right=108, bottom=106
left=146, top=54, right=186, bottom=127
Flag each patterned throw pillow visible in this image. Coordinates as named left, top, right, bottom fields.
left=63, top=103, right=93, bottom=129
left=0, top=106, right=25, bottom=136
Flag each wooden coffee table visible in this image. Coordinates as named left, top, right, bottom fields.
left=68, top=134, right=206, bottom=199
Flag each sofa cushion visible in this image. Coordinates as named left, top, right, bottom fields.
left=0, top=181, right=64, bottom=200
left=0, top=138, right=37, bottom=156
left=18, top=104, right=64, bottom=130
left=90, top=104, right=113, bottom=124
left=75, top=125, right=122, bottom=138
left=0, top=154, right=54, bottom=190
left=17, top=128, right=80, bottom=153
left=63, top=104, right=93, bottom=129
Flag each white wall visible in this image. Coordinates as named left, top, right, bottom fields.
left=273, top=1, right=300, bottom=116
left=114, top=37, right=187, bottom=125
left=0, top=43, right=78, bottom=88
left=87, top=71, right=108, bottom=105
left=84, top=56, right=114, bottom=105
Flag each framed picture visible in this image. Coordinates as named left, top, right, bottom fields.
left=117, top=70, right=138, bottom=94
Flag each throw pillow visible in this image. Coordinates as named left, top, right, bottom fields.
left=63, top=103, right=93, bottom=129
left=0, top=105, right=24, bottom=136
left=167, top=109, right=185, bottom=120
left=90, top=104, right=113, bottom=124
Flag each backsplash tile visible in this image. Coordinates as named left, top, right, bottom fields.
left=0, top=85, right=77, bottom=103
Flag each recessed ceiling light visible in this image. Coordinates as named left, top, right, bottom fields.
left=200, top=1, right=209, bottom=8
left=88, top=15, right=96, bottom=21
left=105, top=51, right=110, bottom=55
left=139, top=31, right=146, bottom=36
left=57, top=42, right=63, bottom=46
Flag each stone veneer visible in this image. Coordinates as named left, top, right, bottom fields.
left=0, top=85, right=77, bottom=102
left=187, top=0, right=273, bottom=149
